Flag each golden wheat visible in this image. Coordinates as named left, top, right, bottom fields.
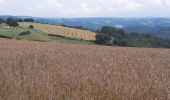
left=0, top=39, right=170, bottom=100
left=19, top=22, right=96, bottom=41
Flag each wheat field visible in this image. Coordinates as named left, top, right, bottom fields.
left=19, top=22, right=96, bottom=41
left=0, top=38, right=170, bottom=100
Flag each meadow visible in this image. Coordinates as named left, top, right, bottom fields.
left=0, top=38, right=170, bottom=100
left=0, top=27, right=94, bottom=45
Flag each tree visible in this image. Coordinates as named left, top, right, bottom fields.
left=100, top=26, right=125, bottom=39
left=19, top=31, right=31, bottom=36
left=6, top=18, right=19, bottom=27
left=29, top=25, right=34, bottom=29
left=95, top=26, right=170, bottom=48
left=24, top=18, right=34, bottom=22
left=18, top=18, right=23, bottom=22
left=114, top=39, right=127, bottom=46
left=95, top=33, right=114, bottom=45
left=0, top=18, right=5, bottom=24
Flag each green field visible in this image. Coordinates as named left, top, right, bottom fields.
left=0, top=26, right=95, bottom=45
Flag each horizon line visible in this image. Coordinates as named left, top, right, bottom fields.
left=1, top=15, right=170, bottom=19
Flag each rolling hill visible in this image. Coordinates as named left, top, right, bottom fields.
left=34, top=17, right=170, bottom=39
left=19, top=22, right=96, bottom=41
left=1, top=16, right=170, bottom=38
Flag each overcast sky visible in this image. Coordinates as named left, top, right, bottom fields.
left=0, top=0, right=170, bottom=18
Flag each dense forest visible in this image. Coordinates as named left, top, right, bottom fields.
left=95, top=26, right=170, bottom=48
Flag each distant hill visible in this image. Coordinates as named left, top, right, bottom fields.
left=0, top=15, right=35, bottom=19
left=35, top=18, right=170, bottom=39
left=1, top=16, right=170, bottom=38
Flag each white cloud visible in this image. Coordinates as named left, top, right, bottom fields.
left=0, top=0, right=7, bottom=5
left=46, top=0, right=63, bottom=9
left=0, top=0, right=170, bottom=17
left=164, top=0, right=170, bottom=6
left=81, top=3, right=89, bottom=12
left=97, top=0, right=143, bottom=11
left=151, top=0, right=164, bottom=7
left=28, top=0, right=62, bottom=10
left=74, top=0, right=144, bottom=17
left=123, top=0, right=143, bottom=11
left=26, top=0, right=63, bottom=16
left=138, top=0, right=170, bottom=8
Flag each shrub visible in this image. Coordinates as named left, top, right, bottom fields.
left=95, top=33, right=114, bottom=45
left=19, top=31, right=31, bottom=36
left=29, top=25, right=34, bottom=29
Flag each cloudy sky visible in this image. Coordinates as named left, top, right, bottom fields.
left=0, top=0, right=170, bottom=18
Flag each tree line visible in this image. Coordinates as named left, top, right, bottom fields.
left=0, top=18, right=34, bottom=27
left=60, top=23, right=88, bottom=30
left=95, top=26, right=170, bottom=48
